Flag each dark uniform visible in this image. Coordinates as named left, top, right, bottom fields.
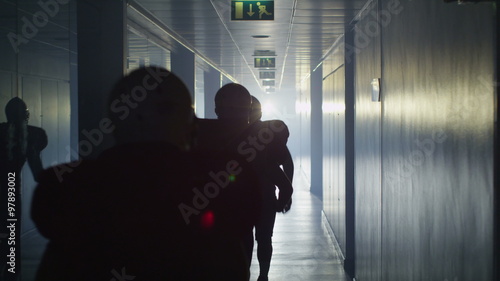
left=243, top=119, right=292, bottom=279
left=196, top=117, right=293, bottom=280
left=31, top=142, right=260, bottom=281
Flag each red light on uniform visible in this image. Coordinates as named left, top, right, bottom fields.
left=201, top=210, right=215, bottom=229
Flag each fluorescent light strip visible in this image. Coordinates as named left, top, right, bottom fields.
left=209, top=0, right=260, bottom=88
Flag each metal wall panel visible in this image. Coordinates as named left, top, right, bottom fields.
left=0, top=72, right=14, bottom=123
left=380, top=0, right=494, bottom=280
left=298, top=78, right=312, bottom=186
left=335, top=66, right=347, bottom=257
left=57, top=82, right=71, bottom=164
left=323, top=63, right=334, bottom=229
left=20, top=76, right=42, bottom=232
left=320, top=1, right=495, bottom=280
left=1, top=0, right=75, bottom=235
left=0, top=1, right=17, bottom=72
left=41, top=80, right=59, bottom=167
left=353, top=1, right=382, bottom=280
left=323, top=60, right=347, bottom=256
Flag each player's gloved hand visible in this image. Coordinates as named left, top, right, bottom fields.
left=283, top=198, right=292, bottom=213
left=276, top=198, right=292, bottom=214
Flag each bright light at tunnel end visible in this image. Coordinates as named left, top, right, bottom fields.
left=262, top=102, right=275, bottom=114
left=295, top=101, right=311, bottom=114
left=322, top=102, right=345, bottom=114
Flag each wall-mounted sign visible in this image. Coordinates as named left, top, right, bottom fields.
left=371, top=78, right=381, bottom=102
left=254, top=57, right=275, bottom=68
left=259, top=71, right=275, bottom=79
left=231, top=1, right=274, bottom=21
left=262, top=80, right=275, bottom=86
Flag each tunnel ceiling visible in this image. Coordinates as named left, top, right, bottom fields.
left=132, top=0, right=366, bottom=95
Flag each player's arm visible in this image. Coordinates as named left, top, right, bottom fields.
left=280, top=147, right=294, bottom=183
left=267, top=164, right=293, bottom=213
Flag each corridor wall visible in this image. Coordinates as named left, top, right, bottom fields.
left=0, top=0, right=76, bottom=234
left=378, top=0, right=494, bottom=280
left=322, top=42, right=348, bottom=264
left=320, top=0, right=495, bottom=280
left=353, top=1, right=382, bottom=280
left=297, top=78, right=312, bottom=185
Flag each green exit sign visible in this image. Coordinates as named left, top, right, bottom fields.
left=254, top=58, right=275, bottom=68
left=231, top=1, right=274, bottom=21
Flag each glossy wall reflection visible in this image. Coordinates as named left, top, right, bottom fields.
left=381, top=1, right=494, bottom=280
left=318, top=0, right=495, bottom=280
left=0, top=0, right=76, bottom=234
left=322, top=45, right=347, bottom=258
left=353, top=0, right=382, bottom=279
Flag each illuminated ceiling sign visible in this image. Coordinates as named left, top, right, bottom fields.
left=254, top=57, right=275, bottom=68
left=231, top=1, right=274, bottom=21
left=262, top=80, right=275, bottom=86
left=260, top=71, right=275, bottom=79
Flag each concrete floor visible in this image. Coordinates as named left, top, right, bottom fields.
left=248, top=176, right=350, bottom=281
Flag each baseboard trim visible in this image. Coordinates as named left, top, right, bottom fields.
left=321, top=210, right=346, bottom=262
